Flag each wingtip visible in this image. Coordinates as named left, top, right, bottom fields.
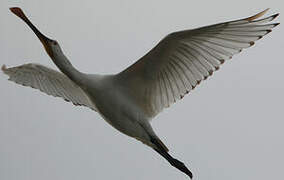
left=245, top=8, right=270, bottom=21
left=273, top=13, right=280, bottom=19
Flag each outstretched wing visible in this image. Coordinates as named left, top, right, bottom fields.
left=2, top=63, right=96, bottom=111
left=118, top=9, right=279, bottom=118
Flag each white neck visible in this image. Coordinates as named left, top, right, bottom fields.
left=50, top=48, right=86, bottom=87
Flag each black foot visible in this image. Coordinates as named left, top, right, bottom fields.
left=170, top=158, right=193, bottom=179
left=151, top=137, right=193, bottom=179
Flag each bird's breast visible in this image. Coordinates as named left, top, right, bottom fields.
left=83, top=75, right=150, bottom=139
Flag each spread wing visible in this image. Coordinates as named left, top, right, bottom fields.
left=118, top=9, right=279, bottom=118
left=2, top=63, right=97, bottom=111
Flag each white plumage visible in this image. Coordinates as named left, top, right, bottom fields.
left=3, top=7, right=279, bottom=179
left=2, top=63, right=95, bottom=110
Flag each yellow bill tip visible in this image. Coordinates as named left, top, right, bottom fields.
left=10, top=7, right=25, bottom=18
left=1, top=64, right=7, bottom=72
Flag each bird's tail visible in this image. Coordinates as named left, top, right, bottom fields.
left=151, top=137, right=193, bottom=179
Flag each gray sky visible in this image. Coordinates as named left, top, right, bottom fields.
left=0, top=0, right=283, bottom=180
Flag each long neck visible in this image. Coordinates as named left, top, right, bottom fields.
left=51, top=51, right=86, bottom=87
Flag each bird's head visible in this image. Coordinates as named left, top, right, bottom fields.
left=10, top=7, right=62, bottom=59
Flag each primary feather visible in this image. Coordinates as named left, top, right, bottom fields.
left=118, top=10, right=279, bottom=118
left=2, top=63, right=96, bottom=110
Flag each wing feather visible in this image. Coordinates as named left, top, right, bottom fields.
left=2, top=63, right=96, bottom=111
left=118, top=10, right=279, bottom=118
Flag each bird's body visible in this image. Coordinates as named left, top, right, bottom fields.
left=3, top=7, right=279, bottom=179
left=85, top=74, right=156, bottom=145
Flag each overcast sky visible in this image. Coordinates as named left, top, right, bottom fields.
left=0, top=0, right=283, bottom=180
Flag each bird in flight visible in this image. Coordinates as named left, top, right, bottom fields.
left=3, top=7, right=279, bottom=179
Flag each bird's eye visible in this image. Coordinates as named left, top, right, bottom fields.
left=52, top=41, right=58, bottom=45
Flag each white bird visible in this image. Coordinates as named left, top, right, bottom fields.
left=3, top=7, right=279, bottom=179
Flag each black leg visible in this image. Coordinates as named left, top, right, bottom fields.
left=151, top=138, right=193, bottom=179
